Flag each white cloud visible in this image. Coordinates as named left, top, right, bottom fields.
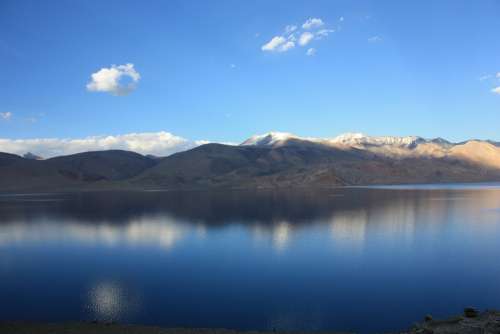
left=298, top=32, right=314, bottom=46
left=492, top=86, right=500, bottom=95
left=0, top=131, right=216, bottom=158
left=302, top=18, right=324, bottom=30
left=261, top=36, right=295, bottom=52
left=0, top=112, right=12, bottom=120
left=339, top=16, right=345, bottom=22
left=280, top=41, right=295, bottom=52
left=262, top=36, right=286, bottom=51
left=86, top=63, right=140, bottom=96
left=368, top=36, right=382, bottom=43
left=262, top=17, right=336, bottom=55
left=306, top=48, right=316, bottom=56
left=230, top=64, right=237, bottom=69
left=497, top=72, right=500, bottom=78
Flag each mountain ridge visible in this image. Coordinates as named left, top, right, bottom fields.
left=1, top=132, right=500, bottom=192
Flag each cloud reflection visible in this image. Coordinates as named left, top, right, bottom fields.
left=272, top=222, right=292, bottom=251
left=252, top=221, right=294, bottom=252
left=330, top=209, right=367, bottom=250
left=0, top=215, right=187, bottom=251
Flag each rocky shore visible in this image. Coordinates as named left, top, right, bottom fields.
left=1, top=310, right=499, bottom=334
left=400, top=309, right=500, bottom=334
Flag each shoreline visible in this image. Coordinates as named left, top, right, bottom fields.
left=1, top=180, right=500, bottom=195
left=1, top=310, right=499, bottom=334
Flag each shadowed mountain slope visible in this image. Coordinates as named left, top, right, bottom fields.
left=1, top=133, right=500, bottom=192
left=0, top=150, right=155, bottom=191
left=129, top=142, right=363, bottom=188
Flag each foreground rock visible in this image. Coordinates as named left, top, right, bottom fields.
left=400, top=310, right=500, bottom=334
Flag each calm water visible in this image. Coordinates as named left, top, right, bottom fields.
left=1, top=185, right=500, bottom=333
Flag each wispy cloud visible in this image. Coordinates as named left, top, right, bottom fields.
left=368, top=36, right=382, bottom=43
left=316, top=29, right=335, bottom=39
left=306, top=48, right=316, bottom=56
left=86, top=63, right=140, bottom=96
left=485, top=72, right=500, bottom=94
left=0, top=131, right=215, bottom=158
left=0, top=112, right=12, bottom=120
left=284, top=25, right=297, bottom=34
left=261, top=17, right=340, bottom=55
left=479, top=74, right=492, bottom=81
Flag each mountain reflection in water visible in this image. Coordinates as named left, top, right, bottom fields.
left=0, top=186, right=499, bottom=333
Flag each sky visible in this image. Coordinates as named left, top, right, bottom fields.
left=1, top=0, right=500, bottom=157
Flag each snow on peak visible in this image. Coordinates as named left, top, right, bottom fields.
left=330, top=133, right=425, bottom=147
left=330, top=133, right=366, bottom=143
left=241, top=131, right=434, bottom=149
left=240, top=132, right=300, bottom=147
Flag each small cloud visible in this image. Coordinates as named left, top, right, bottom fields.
left=368, top=36, right=382, bottom=43
left=316, top=29, right=335, bottom=39
left=497, top=72, right=500, bottom=78
left=25, top=117, right=37, bottom=123
left=302, top=18, right=324, bottom=30
left=261, top=36, right=295, bottom=52
left=86, top=63, right=140, bottom=96
left=284, top=25, right=297, bottom=34
left=306, top=48, right=316, bottom=56
left=298, top=32, right=314, bottom=46
left=230, top=64, right=237, bottom=69
left=262, top=17, right=336, bottom=55
left=479, top=74, right=492, bottom=81
left=339, top=16, right=345, bottom=22
left=0, top=112, right=12, bottom=120
left=492, top=86, right=500, bottom=95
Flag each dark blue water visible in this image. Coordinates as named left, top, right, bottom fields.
left=1, top=185, right=500, bottom=333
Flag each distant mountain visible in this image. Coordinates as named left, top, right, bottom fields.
left=1, top=132, right=500, bottom=192
left=23, top=152, right=44, bottom=160
left=241, top=132, right=500, bottom=169
left=129, top=142, right=360, bottom=189
left=0, top=150, right=155, bottom=191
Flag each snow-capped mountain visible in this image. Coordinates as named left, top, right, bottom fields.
left=327, top=132, right=427, bottom=148
left=2, top=131, right=500, bottom=190
left=239, top=131, right=500, bottom=165
left=241, top=131, right=436, bottom=149
left=240, top=132, right=301, bottom=147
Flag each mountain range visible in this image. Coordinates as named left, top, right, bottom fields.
left=1, top=132, right=500, bottom=192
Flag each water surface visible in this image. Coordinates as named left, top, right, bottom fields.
left=1, top=185, right=500, bottom=333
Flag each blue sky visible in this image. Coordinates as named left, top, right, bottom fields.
left=1, top=0, right=499, bottom=154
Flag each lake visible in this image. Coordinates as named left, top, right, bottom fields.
left=1, top=184, right=500, bottom=333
